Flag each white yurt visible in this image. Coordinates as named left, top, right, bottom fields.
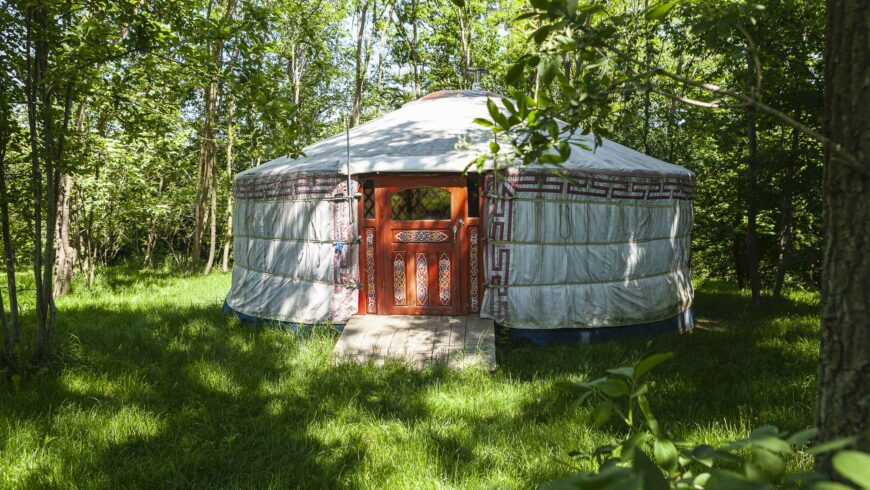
left=224, top=90, right=695, bottom=344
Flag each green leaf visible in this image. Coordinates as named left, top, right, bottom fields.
left=598, top=378, right=629, bottom=397
left=448, top=0, right=465, bottom=7
left=529, top=0, right=551, bottom=11
left=645, top=0, right=679, bottom=20
left=833, top=451, right=870, bottom=489
left=489, top=141, right=501, bottom=154
left=753, top=448, right=785, bottom=479
left=486, top=99, right=510, bottom=130
left=634, top=352, right=674, bottom=380
left=637, top=395, right=659, bottom=436
left=592, top=401, right=613, bottom=426
left=537, top=55, right=561, bottom=86
left=807, top=437, right=858, bottom=455
left=787, top=427, right=819, bottom=446
left=812, top=483, right=855, bottom=490
left=605, top=367, right=635, bottom=379
left=632, top=450, right=669, bottom=490
left=506, top=61, right=526, bottom=84
left=502, top=97, right=517, bottom=115
left=654, top=438, right=679, bottom=473
left=473, top=117, right=494, bottom=128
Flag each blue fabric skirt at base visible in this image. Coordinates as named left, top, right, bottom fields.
left=498, top=307, right=694, bottom=347
left=222, top=301, right=346, bottom=333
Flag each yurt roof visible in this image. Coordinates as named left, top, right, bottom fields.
left=237, top=90, right=694, bottom=179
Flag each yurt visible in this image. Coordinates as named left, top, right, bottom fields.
left=224, top=90, right=695, bottom=344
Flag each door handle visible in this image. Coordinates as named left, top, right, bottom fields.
left=453, top=219, right=464, bottom=242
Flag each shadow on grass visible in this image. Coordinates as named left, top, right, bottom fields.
left=0, top=277, right=820, bottom=488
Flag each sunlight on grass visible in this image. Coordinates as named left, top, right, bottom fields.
left=0, top=270, right=820, bottom=488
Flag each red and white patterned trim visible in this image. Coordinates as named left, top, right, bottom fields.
left=438, top=253, right=451, bottom=305
left=394, top=230, right=450, bottom=243
left=469, top=227, right=479, bottom=313
left=365, top=228, right=376, bottom=313
left=416, top=253, right=429, bottom=305
left=393, top=253, right=406, bottom=305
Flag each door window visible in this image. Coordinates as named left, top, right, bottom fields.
left=390, top=187, right=451, bottom=220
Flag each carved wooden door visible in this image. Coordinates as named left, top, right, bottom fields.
left=375, top=176, right=466, bottom=315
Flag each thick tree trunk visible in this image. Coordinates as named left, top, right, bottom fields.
left=815, top=0, right=870, bottom=466
left=745, top=53, right=762, bottom=305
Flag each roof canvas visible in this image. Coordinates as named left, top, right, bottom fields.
left=238, top=90, right=694, bottom=179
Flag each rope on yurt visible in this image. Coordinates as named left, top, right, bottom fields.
left=486, top=232, right=692, bottom=246
left=233, top=262, right=361, bottom=288
left=482, top=194, right=692, bottom=209
left=483, top=267, right=684, bottom=288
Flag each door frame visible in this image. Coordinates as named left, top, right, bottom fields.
left=357, top=173, right=485, bottom=316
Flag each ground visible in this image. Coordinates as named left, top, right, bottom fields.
left=0, top=269, right=820, bottom=489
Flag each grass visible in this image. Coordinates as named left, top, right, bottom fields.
left=0, top=268, right=820, bottom=489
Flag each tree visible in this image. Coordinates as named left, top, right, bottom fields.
left=815, top=0, right=870, bottom=463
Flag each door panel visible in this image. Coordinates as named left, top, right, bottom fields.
left=376, top=176, right=465, bottom=315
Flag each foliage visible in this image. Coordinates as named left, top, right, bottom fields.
left=547, top=351, right=868, bottom=489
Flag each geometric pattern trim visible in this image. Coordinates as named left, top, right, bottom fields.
left=469, top=227, right=479, bottom=312
left=393, top=253, right=406, bottom=306
left=438, top=253, right=451, bottom=305
left=393, top=230, right=450, bottom=243
left=366, top=228, right=376, bottom=313
left=503, top=170, right=696, bottom=201
left=235, top=172, right=343, bottom=200
left=484, top=175, right=515, bottom=322
left=415, top=253, right=428, bottom=305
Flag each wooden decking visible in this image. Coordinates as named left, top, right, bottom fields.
left=332, top=315, right=496, bottom=370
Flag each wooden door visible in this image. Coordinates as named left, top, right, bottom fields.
left=376, top=176, right=466, bottom=315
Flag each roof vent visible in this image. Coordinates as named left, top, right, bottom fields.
left=468, top=67, right=489, bottom=90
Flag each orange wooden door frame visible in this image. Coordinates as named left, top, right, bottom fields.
left=375, top=175, right=465, bottom=315
left=357, top=173, right=485, bottom=317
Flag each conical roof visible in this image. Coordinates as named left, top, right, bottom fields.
left=238, top=90, right=693, bottom=179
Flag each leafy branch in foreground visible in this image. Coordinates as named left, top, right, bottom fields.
left=546, top=351, right=870, bottom=489
left=489, top=0, right=862, bottom=175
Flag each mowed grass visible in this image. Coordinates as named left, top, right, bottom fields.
left=0, top=268, right=820, bottom=489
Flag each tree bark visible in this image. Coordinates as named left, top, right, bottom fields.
left=221, top=100, right=235, bottom=273
left=815, top=0, right=870, bottom=466
left=774, top=125, right=799, bottom=298
left=745, top=52, right=762, bottom=305
left=53, top=174, right=76, bottom=296
left=0, top=78, right=19, bottom=346
left=350, top=0, right=371, bottom=127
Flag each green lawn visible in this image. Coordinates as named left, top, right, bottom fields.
left=0, top=269, right=820, bottom=489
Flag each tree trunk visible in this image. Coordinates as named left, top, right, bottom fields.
left=774, top=126, right=799, bottom=298
left=221, top=100, right=235, bottom=273
left=745, top=52, right=762, bottom=305
left=350, top=0, right=371, bottom=127
left=0, top=79, right=19, bottom=345
left=203, top=170, right=218, bottom=275
left=815, top=0, right=870, bottom=467
left=53, top=174, right=76, bottom=296
left=411, top=0, right=419, bottom=98
left=53, top=101, right=85, bottom=296
left=374, top=0, right=394, bottom=100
